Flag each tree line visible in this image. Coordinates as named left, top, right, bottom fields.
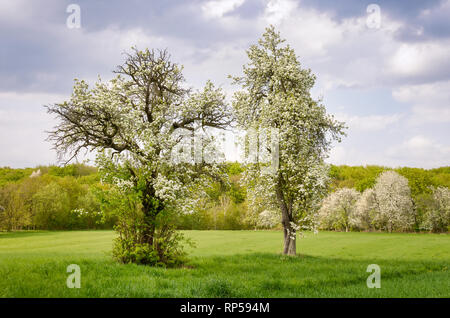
left=1, top=163, right=448, bottom=232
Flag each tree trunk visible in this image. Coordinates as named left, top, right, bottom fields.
left=141, top=183, right=163, bottom=246
left=277, top=178, right=296, bottom=256
left=283, top=223, right=296, bottom=255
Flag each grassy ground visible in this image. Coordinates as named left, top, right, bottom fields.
left=0, top=230, right=448, bottom=297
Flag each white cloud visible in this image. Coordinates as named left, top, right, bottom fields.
left=263, top=0, right=297, bottom=25
left=335, top=113, right=403, bottom=132
left=0, top=91, right=101, bottom=167
left=386, top=41, right=450, bottom=81
left=201, top=0, right=245, bottom=19
left=387, top=136, right=450, bottom=168
left=0, top=0, right=34, bottom=24
left=0, top=92, right=68, bottom=167
left=393, top=80, right=450, bottom=104
left=0, top=91, right=68, bottom=109
left=326, top=145, right=388, bottom=167
left=393, top=80, right=450, bottom=124
left=410, top=105, right=450, bottom=124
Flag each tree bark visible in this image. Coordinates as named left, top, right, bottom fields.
left=283, top=223, right=296, bottom=255
left=141, top=182, right=163, bottom=246
left=277, top=176, right=296, bottom=256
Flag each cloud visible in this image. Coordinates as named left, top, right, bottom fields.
left=263, top=0, right=297, bottom=24
left=386, top=40, right=450, bottom=83
left=392, top=80, right=450, bottom=124
left=201, top=0, right=246, bottom=19
left=335, top=113, right=403, bottom=132
left=0, top=92, right=67, bottom=167
left=394, top=0, right=450, bottom=41
left=387, top=136, right=450, bottom=168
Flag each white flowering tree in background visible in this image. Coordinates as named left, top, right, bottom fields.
left=422, top=187, right=450, bottom=232
left=352, top=188, right=377, bottom=231
left=46, top=48, right=232, bottom=266
left=231, top=26, right=345, bottom=255
left=257, top=209, right=280, bottom=229
left=373, top=171, right=415, bottom=232
left=318, top=188, right=360, bottom=232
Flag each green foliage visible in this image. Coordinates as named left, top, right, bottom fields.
left=112, top=209, right=192, bottom=267
left=0, top=164, right=109, bottom=231
left=32, top=182, right=71, bottom=230
left=97, top=164, right=192, bottom=267
left=330, top=165, right=450, bottom=195
left=0, top=167, right=33, bottom=186
left=227, top=162, right=244, bottom=176
left=0, top=183, right=30, bottom=231
left=329, top=165, right=387, bottom=192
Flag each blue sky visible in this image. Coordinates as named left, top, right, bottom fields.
left=0, top=0, right=449, bottom=168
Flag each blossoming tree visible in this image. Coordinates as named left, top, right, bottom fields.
left=423, top=186, right=450, bottom=232
left=46, top=48, right=232, bottom=265
left=231, top=26, right=345, bottom=255
left=318, top=188, right=360, bottom=232
left=352, top=188, right=377, bottom=231
left=373, top=171, right=415, bottom=232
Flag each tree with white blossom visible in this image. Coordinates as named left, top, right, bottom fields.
left=257, top=209, right=280, bottom=229
left=373, top=171, right=415, bottom=232
left=46, top=48, right=232, bottom=266
left=351, top=188, right=377, bottom=231
left=318, top=188, right=360, bottom=232
left=231, top=26, right=345, bottom=255
left=422, top=186, right=450, bottom=233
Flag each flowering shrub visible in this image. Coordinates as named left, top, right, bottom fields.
left=257, top=210, right=280, bottom=229
left=422, top=187, right=450, bottom=232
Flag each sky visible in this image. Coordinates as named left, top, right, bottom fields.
left=0, top=0, right=449, bottom=168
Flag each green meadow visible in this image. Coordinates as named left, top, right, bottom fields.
left=0, top=230, right=448, bottom=297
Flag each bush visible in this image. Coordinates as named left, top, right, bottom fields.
left=422, top=187, right=450, bottom=232
left=101, top=181, right=191, bottom=267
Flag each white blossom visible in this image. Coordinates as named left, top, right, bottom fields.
left=373, top=171, right=415, bottom=232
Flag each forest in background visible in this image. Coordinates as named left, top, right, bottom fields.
left=0, top=163, right=449, bottom=232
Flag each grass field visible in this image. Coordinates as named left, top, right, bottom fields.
left=0, top=230, right=449, bottom=297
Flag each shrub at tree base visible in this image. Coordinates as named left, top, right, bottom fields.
left=113, top=215, right=190, bottom=267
